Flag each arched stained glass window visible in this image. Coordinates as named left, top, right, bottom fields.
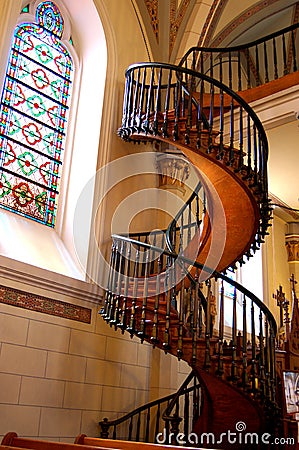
left=0, top=1, right=74, bottom=227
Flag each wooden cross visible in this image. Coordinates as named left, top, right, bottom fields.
left=273, top=285, right=286, bottom=328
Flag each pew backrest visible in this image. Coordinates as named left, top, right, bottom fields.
left=1, top=433, right=120, bottom=450
left=75, top=435, right=203, bottom=450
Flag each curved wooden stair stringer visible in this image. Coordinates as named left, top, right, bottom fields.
left=128, top=129, right=260, bottom=274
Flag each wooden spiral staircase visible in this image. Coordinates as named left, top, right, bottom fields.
left=100, top=24, right=299, bottom=449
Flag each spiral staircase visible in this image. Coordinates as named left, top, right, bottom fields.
left=100, top=24, right=299, bottom=449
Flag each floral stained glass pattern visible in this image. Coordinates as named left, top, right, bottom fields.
left=0, top=2, right=73, bottom=227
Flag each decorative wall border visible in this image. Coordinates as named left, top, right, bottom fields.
left=0, top=284, right=92, bottom=323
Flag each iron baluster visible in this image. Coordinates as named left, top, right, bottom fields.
left=246, top=47, right=251, bottom=88
left=217, top=280, right=224, bottom=377
left=259, top=311, right=266, bottom=399
left=126, top=244, right=140, bottom=336
left=204, top=280, right=211, bottom=369
left=263, top=41, right=269, bottom=83
left=137, top=67, right=147, bottom=131
left=255, top=44, right=260, bottom=86
left=291, top=30, right=297, bottom=72
left=251, top=300, right=257, bottom=395
left=237, top=50, right=242, bottom=91
left=136, top=412, right=141, bottom=441
left=131, top=67, right=141, bottom=129
left=163, top=257, right=172, bottom=352
left=153, top=67, right=162, bottom=135
left=118, top=243, right=131, bottom=332
left=162, top=69, right=172, bottom=137
left=282, top=32, right=288, bottom=75
left=273, top=37, right=278, bottom=79
left=228, top=50, right=232, bottom=89
left=151, top=252, right=162, bottom=346
left=143, top=67, right=155, bottom=134
left=246, top=114, right=252, bottom=179
left=102, top=240, right=116, bottom=318
left=228, top=97, right=234, bottom=165
left=242, top=294, right=249, bottom=389
left=237, top=105, right=244, bottom=171
left=138, top=248, right=150, bottom=341
left=231, top=287, right=237, bottom=382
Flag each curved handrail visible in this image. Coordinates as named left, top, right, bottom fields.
left=119, top=60, right=271, bottom=255
left=179, top=23, right=299, bottom=66
left=178, top=23, right=299, bottom=92
left=121, top=60, right=269, bottom=178
left=98, top=369, right=201, bottom=442
left=111, top=233, right=277, bottom=335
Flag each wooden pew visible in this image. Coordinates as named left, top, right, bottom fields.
left=1, top=433, right=120, bottom=450
left=75, top=434, right=205, bottom=450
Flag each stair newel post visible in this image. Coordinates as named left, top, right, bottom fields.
left=231, top=287, right=238, bottom=382
left=263, top=41, right=269, bottom=83
left=151, top=250, right=162, bottom=346
left=291, top=30, right=297, bottom=72
left=216, top=280, right=224, bottom=377
left=241, top=294, right=249, bottom=389
left=273, top=37, right=278, bottom=79
left=138, top=246, right=149, bottom=342
left=118, top=242, right=131, bottom=332
left=204, top=280, right=211, bottom=370
left=162, top=69, right=172, bottom=138
left=282, top=32, right=288, bottom=75
left=153, top=67, right=162, bottom=135
left=258, top=310, right=266, bottom=399
left=255, top=44, right=260, bottom=86
left=250, top=300, right=258, bottom=395
left=127, top=244, right=140, bottom=336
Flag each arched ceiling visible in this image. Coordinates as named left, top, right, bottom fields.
left=135, top=0, right=299, bottom=211
left=136, top=0, right=299, bottom=62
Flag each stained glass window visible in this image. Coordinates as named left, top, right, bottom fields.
left=0, top=1, right=74, bottom=227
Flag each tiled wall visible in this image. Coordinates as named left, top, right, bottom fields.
left=0, top=295, right=153, bottom=440
left=0, top=286, right=189, bottom=441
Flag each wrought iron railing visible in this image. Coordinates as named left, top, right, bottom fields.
left=102, top=234, right=277, bottom=412
left=179, top=23, right=299, bottom=92
left=118, top=62, right=272, bottom=253
left=98, top=369, right=201, bottom=444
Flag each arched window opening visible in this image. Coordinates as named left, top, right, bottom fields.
left=0, top=1, right=74, bottom=227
